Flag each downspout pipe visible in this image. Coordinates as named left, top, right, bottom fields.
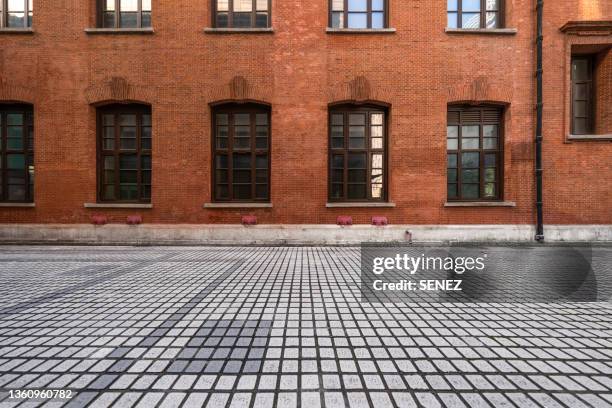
left=535, top=0, right=545, bottom=242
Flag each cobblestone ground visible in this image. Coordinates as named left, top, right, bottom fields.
left=0, top=246, right=611, bottom=408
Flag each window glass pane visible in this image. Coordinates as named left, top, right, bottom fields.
left=142, top=12, right=151, bottom=27
left=462, top=0, right=481, bottom=11
left=462, top=169, right=479, bottom=183
left=217, top=0, right=229, bottom=11
left=573, top=83, right=587, bottom=100
left=462, top=184, right=479, bottom=199
left=7, top=113, right=23, bottom=125
left=372, top=138, right=383, bottom=149
left=447, top=154, right=457, bottom=168
left=120, top=12, right=138, bottom=27
left=447, top=12, right=458, bottom=28
left=233, top=185, right=252, bottom=199
left=217, top=12, right=229, bottom=27
left=103, top=12, right=115, bottom=27
left=216, top=154, right=228, bottom=169
left=462, top=152, right=479, bottom=168
left=256, top=0, right=268, bottom=11
left=121, top=0, right=138, bottom=12
left=573, top=118, right=587, bottom=135
left=486, top=12, right=497, bottom=28
left=447, top=125, right=458, bottom=139
left=347, top=13, right=367, bottom=28
left=349, top=114, right=365, bottom=125
left=7, top=13, right=25, bottom=27
left=104, top=0, right=115, bottom=11
left=234, top=113, right=250, bottom=126
left=373, top=0, right=384, bottom=10
left=348, top=0, right=367, bottom=12
left=572, top=59, right=590, bottom=81
left=372, top=12, right=384, bottom=29
left=483, top=138, right=497, bottom=150
left=447, top=184, right=458, bottom=199
left=462, top=13, right=480, bottom=28
left=447, top=0, right=458, bottom=11
left=448, top=169, right=457, bottom=182
left=371, top=184, right=383, bottom=199
left=348, top=153, right=366, bottom=168
left=142, top=0, right=151, bottom=11
left=7, top=154, right=25, bottom=169
left=120, top=155, right=138, bottom=169
left=462, top=138, right=479, bottom=149
left=348, top=169, right=366, bottom=183
left=332, top=0, right=344, bottom=11
left=255, top=13, right=268, bottom=27
left=485, top=168, right=496, bottom=182
left=120, top=185, right=138, bottom=200
left=484, top=183, right=496, bottom=197
left=486, top=0, right=498, bottom=10
left=484, top=154, right=496, bottom=167
left=7, top=127, right=23, bottom=149
left=447, top=139, right=458, bottom=150
left=8, top=185, right=26, bottom=201
left=234, top=0, right=252, bottom=12
left=483, top=124, right=497, bottom=138
left=372, top=154, right=383, bottom=169
left=332, top=155, right=344, bottom=169
left=347, top=184, right=366, bottom=199
left=216, top=185, right=229, bottom=200
left=332, top=12, right=344, bottom=28
left=8, top=0, right=24, bottom=11
left=233, top=154, right=251, bottom=169
left=462, top=125, right=479, bottom=137
left=371, top=113, right=383, bottom=125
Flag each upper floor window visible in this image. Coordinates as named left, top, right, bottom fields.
left=0, top=0, right=33, bottom=28
left=99, top=0, right=151, bottom=28
left=447, top=0, right=502, bottom=29
left=212, top=104, right=270, bottom=202
left=0, top=105, right=34, bottom=203
left=330, top=0, right=387, bottom=29
left=98, top=105, right=151, bottom=203
left=214, top=0, right=270, bottom=28
left=447, top=106, right=503, bottom=201
left=329, top=105, right=387, bottom=202
left=571, top=55, right=594, bottom=135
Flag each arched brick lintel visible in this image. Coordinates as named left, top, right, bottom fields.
left=0, top=77, right=35, bottom=104
left=328, top=76, right=393, bottom=106
left=85, top=77, right=153, bottom=106
left=447, top=77, right=512, bottom=106
left=206, top=76, right=273, bottom=106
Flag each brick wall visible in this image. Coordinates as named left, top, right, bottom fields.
left=595, top=48, right=611, bottom=135
left=0, top=0, right=610, bottom=226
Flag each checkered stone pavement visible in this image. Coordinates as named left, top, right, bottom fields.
left=0, top=245, right=611, bottom=408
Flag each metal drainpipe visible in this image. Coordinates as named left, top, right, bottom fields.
left=535, top=0, right=545, bottom=242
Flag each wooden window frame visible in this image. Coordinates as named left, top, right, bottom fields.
left=447, top=0, right=505, bottom=29
left=447, top=105, right=504, bottom=202
left=97, top=0, right=152, bottom=29
left=212, top=0, right=272, bottom=29
left=97, top=105, right=152, bottom=204
left=328, top=0, right=389, bottom=29
left=328, top=104, right=388, bottom=203
left=570, top=55, right=595, bottom=135
left=0, top=105, right=34, bottom=203
left=211, top=103, right=271, bottom=203
left=0, top=0, right=32, bottom=28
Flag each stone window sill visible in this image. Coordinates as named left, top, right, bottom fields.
left=567, top=134, right=612, bottom=141
left=326, top=28, right=396, bottom=34
left=204, top=27, right=274, bottom=34
left=84, top=28, right=155, bottom=35
left=0, top=202, right=35, bottom=207
left=326, top=202, right=396, bottom=208
left=0, top=28, right=34, bottom=34
left=204, top=203, right=273, bottom=209
left=84, top=203, right=153, bottom=209
left=445, top=28, right=518, bottom=35
left=445, top=201, right=516, bottom=207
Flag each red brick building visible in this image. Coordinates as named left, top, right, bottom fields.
left=0, top=0, right=610, bottom=242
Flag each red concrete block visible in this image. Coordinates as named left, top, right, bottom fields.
left=91, top=215, right=108, bottom=226
left=127, top=215, right=143, bottom=225
left=372, top=216, right=388, bottom=226
left=242, top=215, right=257, bottom=225
left=337, top=216, right=353, bottom=226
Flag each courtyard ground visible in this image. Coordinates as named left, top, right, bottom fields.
left=0, top=246, right=611, bottom=408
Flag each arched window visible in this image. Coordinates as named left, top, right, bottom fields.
left=0, top=0, right=32, bottom=28
left=447, top=105, right=504, bottom=201
left=329, top=104, right=387, bottom=202
left=213, top=0, right=271, bottom=28
left=98, top=104, right=152, bottom=203
left=212, top=103, right=270, bottom=202
left=99, top=0, right=151, bottom=28
left=0, top=104, right=34, bottom=203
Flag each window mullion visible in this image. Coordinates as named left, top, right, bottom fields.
left=457, top=0, right=462, bottom=28
left=344, top=0, right=348, bottom=28
left=481, top=0, right=485, bottom=28
left=367, top=0, right=372, bottom=29
left=252, top=0, right=256, bottom=28
left=228, top=0, right=233, bottom=28
left=115, top=0, right=120, bottom=28
left=137, top=0, right=142, bottom=28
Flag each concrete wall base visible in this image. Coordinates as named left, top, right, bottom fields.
left=0, top=224, right=610, bottom=245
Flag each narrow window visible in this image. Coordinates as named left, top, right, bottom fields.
left=1, top=0, right=33, bottom=28
left=214, top=0, right=270, bottom=28
left=0, top=105, right=34, bottom=203
left=447, top=106, right=503, bottom=201
left=330, top=0, right=387, bottom=29
left=99, top=0, right=151, bottom=28
left=212, top=104, right=270, bottom=202
left=447, top=0, right=502, bottom=29
left=571, top=55, right=594, bottom=135
left=329, top=105, right=387, bottom=202
left=98, top=105, right=151, bottom=203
